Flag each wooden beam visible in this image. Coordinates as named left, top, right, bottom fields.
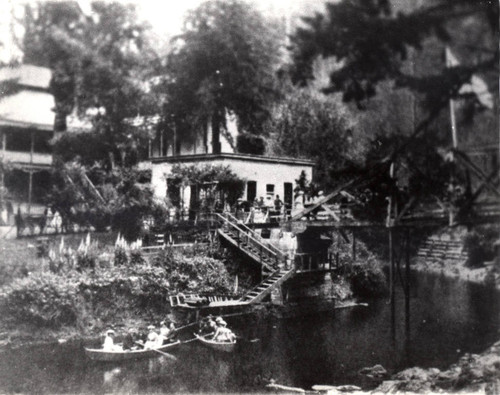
left=338, top=229, right=350, bottom=243
left=454, top=150, right=500, bottom=197
left=320, top=203, right=341, bottom=221
left=396, top=196, right=417, bottom=222
left=290, top=178, right=360, bottom=221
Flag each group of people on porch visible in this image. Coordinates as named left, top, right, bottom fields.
left=234, top=195, right=285, bottom=224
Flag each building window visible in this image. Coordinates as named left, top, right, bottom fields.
left=266, top=184, right=274, bottom=196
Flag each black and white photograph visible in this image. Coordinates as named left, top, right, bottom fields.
left=0, top=0, right=498, bottom=393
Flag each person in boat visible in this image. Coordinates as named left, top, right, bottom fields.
left=144, top=325, right=159, bottom=349
left=199, top=315, right=217, bottom=335
left=122, top=328, right=138, bottom=350
left=212, top=317, right=236, bottom=342
left=158, top=321, right=176, bottom=345
left=102, top=329, right=121, bottom=351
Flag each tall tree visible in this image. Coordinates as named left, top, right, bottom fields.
left=161, top=0, right=282, bottom=153
left=264, top=82, right=365, bottom=188
left=21, top=1, right=158, bottom=168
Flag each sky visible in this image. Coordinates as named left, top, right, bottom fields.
left=136, top=0, right=325, bottom=37
left=0, top=0, right=328, bottom=64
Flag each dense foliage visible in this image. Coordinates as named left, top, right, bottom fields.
left=167, top=163, right=245, bottom=209
left=0, top=242, right=232, bottom=329
left=46, top=163, right=164, bottom=240
left=290, top=0, right=498, bottom=111
left=265, top=84, right=365, bottom=188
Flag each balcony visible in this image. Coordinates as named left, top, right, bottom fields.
left=1, top=150, right=52, bottom=168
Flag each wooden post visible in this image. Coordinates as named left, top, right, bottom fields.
left=389, top=227, right=396, bottom=340
left=352, top=230, right=356, bottom=262
left=173, top=123, right=177, bottom=156
left=389, top=228, right=395, bottom=303
left=28, top=131, right=34, bottom=215
left=0, top=131, right=5, bottom=217
left=160, top=129, right=164, bottom=156
left=405, top=228, right=411, bottom=336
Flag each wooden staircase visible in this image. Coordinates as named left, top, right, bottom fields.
left=239, top=268, right=295, bottom=304
left=214, top=213, right=295, bottom=304
left=417, top=237, right=467, bottom=263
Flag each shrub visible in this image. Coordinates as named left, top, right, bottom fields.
left=114, top=246, right=129, bottom=266
left=348, top=263, right=388, bottom=298
left=129, top=249, right=146, bottom=266
left=464, top=228, right=497, bottom=268
left=154, top=249, right=232, bottom=293
left=0, top=272, right=81, bottom=328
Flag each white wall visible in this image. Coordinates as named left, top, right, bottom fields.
left=151, top=156, right=313, bottom=207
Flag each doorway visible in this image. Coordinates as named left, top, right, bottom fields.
left=247, top=181, right=256, bottom=203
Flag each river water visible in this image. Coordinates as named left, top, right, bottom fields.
left=0, top=272, right=499, bottom=393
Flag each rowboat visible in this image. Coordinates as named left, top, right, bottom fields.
left=85, top=340, right=181, bottom=362
left=194, top=333, right=236, bottom=353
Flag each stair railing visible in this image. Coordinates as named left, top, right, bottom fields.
left=214, top=213, right=283, bottom=271
left=221, top=212, right=286, bottom=259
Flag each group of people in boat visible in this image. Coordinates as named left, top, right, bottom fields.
left=102, top=320, right=177, bottom=351
left=198, top=315, right=236, bottom=343
left=101, top=315, right=236, bottom=352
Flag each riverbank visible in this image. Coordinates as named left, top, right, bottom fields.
left=411, top=226, right=500, bottom=291
left=0, top=236, right=236, bottom=349
left=412, top=259, right=500, bottom=291
left=374, top=340, right=500, bottom=394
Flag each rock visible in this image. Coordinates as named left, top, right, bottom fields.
left=335, top=385, right=361, bottom=392
left=393, top=367, right=431, bottom=382
left=428, top=368, right=440, bottom=377
left=358, top=364, right=388, bottom=379
left=374, top=380, right=399, bottom=393
left=435, top=367, right=461, bottom=389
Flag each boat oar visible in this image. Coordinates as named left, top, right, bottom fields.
left=134, top=342, right=177, bottom=361
left=235, top=335, right=260, bottom=343
left=180, top=337, right=199, bottom=344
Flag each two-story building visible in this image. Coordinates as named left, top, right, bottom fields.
left=0, top=64, right=54, bottom=223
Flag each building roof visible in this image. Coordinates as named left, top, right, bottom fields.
left=150, top=152, right=315, bottom=167
left=0, top=64, right=54, bottom=131
left=0, top=89, right=55, bottom=131
left=0, top=64, right=51, bottom=90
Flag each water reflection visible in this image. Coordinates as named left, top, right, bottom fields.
left=0, top=272, right=498, bottom=393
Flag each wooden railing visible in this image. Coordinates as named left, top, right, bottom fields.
left=221, top=212, right=286, bottom=259
left=214, top=213, right=284, bottom=271
left=294, top=251, right=338, bottom=272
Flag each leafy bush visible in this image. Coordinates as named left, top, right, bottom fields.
left=129, top=249, right=146, bottom=266
left=347, top=263, right=388, bottom=298
left=464, top=228, right=497, bottom=268
left=0, top=272, right=81, bottom=328
left=114, top=246, right=128, bottom=266
left=154, top=249, right=232, bottom=293
left=0, top=241, right=233, bottom=329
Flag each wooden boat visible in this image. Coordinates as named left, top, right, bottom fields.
left=85, top=340, right=181, bottom=362
left=195, top=333, right=236, bottom=353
